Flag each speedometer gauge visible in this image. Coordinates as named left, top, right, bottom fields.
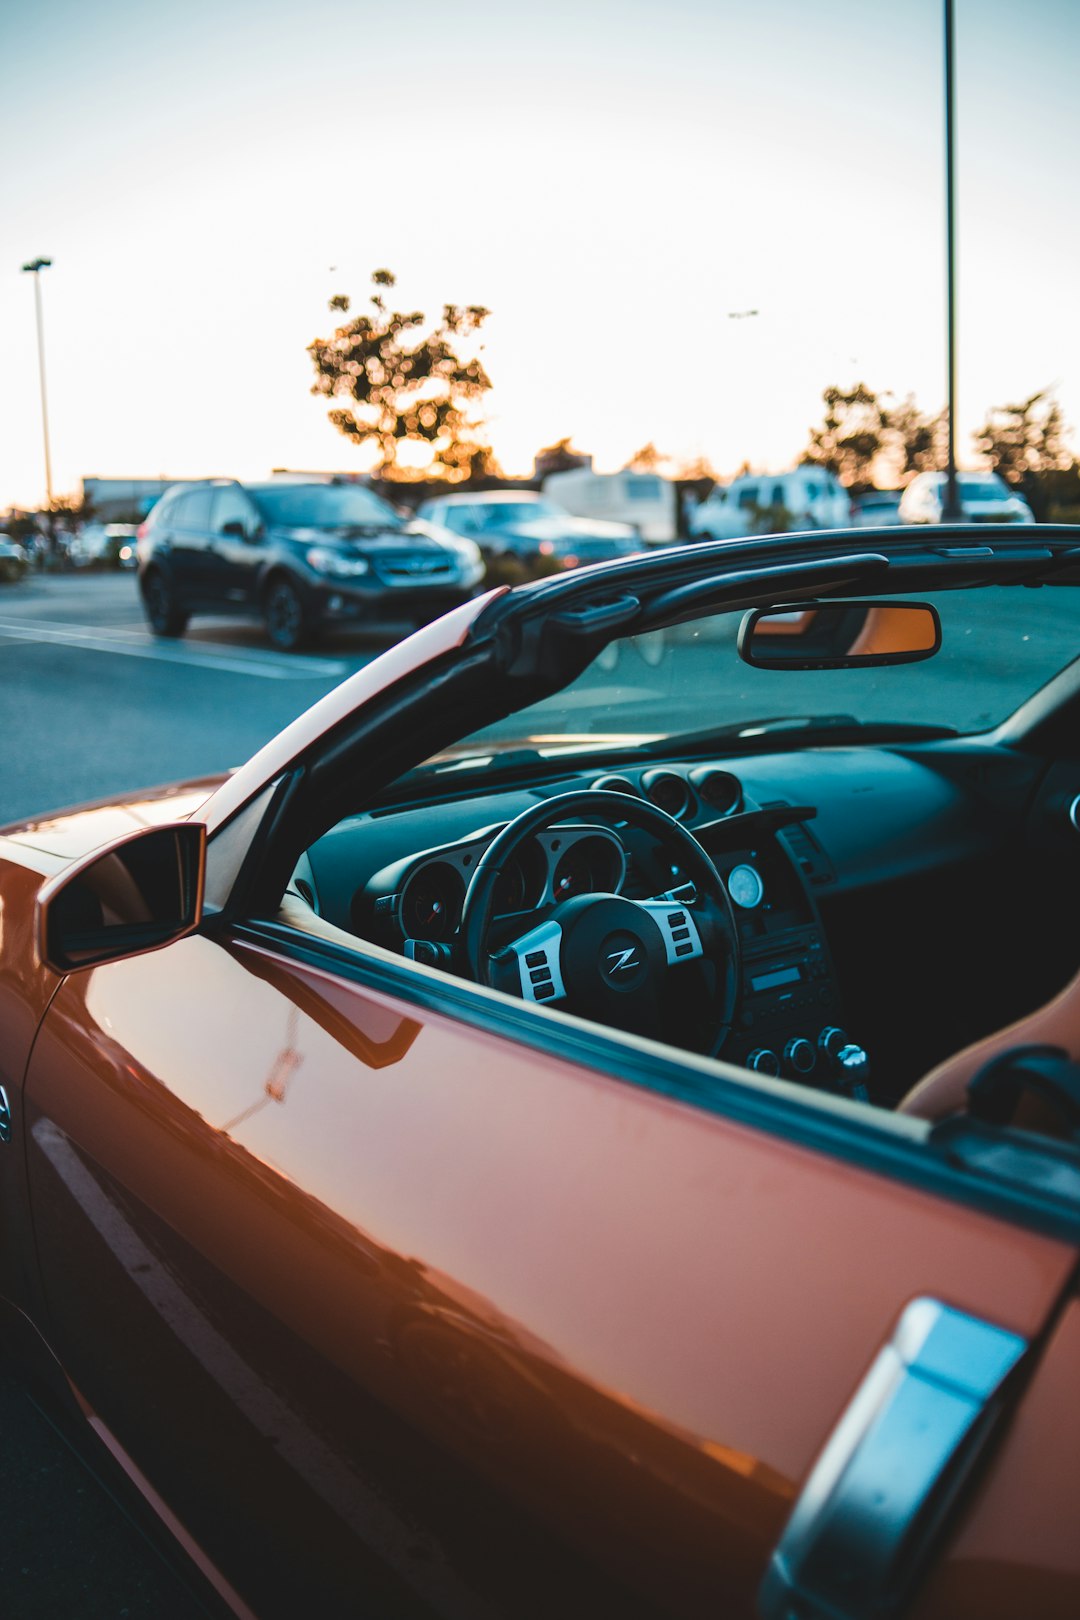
left=727, top=863, right=764, bottom=909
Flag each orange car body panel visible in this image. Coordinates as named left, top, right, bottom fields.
left=17, top=919, right=1080, bottom=1617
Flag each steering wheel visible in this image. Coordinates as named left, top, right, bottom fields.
left=460, top=790, right=740, bottom=1055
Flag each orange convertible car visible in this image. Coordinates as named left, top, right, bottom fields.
left=2, top=525, right=1080, bottom=1618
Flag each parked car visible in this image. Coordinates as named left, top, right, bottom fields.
left=541, top=466, right=678, bottom=544
left=3, top=522, right=1079, bottom=1620
left=137, top=478, right=485, bottom=649
left=70, top=522, right=139, bottom=569
left=415, top=490, right=642, bottom=570
left=689, top=466, right=853, bottom=540
left=0, top=533, right=29, bottom=582
left=850, top=488, right=903, bottom=526
left=898, top=470, right=1036, bottom=525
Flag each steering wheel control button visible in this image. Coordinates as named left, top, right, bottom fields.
left=506, top=920, right=567, bottom=1003
left=635, top=900, right=704, bottom=965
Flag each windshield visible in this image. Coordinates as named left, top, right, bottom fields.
left=439, top=583, right=1080, bottom=760
left=469, top=500, right=562, bottom=529
left=958, top=476, right=1011, bottom=500
left=250, top=484, right=402, bottom=529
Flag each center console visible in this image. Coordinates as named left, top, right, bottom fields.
left=701, top=813, right=870, bottom=1097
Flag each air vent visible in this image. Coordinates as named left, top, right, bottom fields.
left=765, top=803, right=836, bottom=887
left=641, top=770, right=692, bottom=820
left=693, top=769, right=743, bottom=816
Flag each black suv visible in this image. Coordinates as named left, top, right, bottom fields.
left=137, top=479, right=486, bottom=650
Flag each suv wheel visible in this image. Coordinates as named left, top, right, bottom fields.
left=264, top=577, right=311, bottom=651
left=142, top=571, right=189, bottom=638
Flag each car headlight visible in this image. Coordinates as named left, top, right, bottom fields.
left=305, top=546, right=370, bottom=578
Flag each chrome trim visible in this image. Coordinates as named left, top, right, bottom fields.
left=758, top=1297, right=1027, bottom=1620
left=1069, top=793, right=1080, bottom=835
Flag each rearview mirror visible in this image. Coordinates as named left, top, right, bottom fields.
left=36, top=822, right=206, bottom=973
left=738, top=601, right=941, bottom=669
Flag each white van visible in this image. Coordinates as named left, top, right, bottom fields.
left=689, top=467, right=853, bottom=541
left=542, top=467, right=677, bottom=544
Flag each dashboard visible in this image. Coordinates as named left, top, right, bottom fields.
left=301, top=738, right=1069, bottom=1106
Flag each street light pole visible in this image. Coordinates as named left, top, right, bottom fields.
left=21, top=256, right=54, bottom=508
left=942, top=0, right=961, bottom=520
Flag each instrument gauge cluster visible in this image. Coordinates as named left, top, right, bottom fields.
left=548, top=833, right=625, bottom=902
left=399, top=862, right=465, bottom=940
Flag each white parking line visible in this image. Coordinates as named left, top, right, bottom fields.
left=0, top=617, right=350, bottom=681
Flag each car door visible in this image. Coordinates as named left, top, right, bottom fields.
left=164, top=486, right=216, bottom=601
left=208, top=485, right=265, bottom=606
left=20, top=921, right=1080, bottom=1620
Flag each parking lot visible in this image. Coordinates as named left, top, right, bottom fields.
left=2, top=565, right=1079, bottom=1618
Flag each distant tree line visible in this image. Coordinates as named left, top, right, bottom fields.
left=302, top=269, right=1080, bottom=522
left=800, top=382, right=1079, bottom=519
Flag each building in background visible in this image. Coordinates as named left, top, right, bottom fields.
left=81, top=477, right=194, bottom=522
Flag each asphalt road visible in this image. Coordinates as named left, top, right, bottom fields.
left=0, top=571, right=382, bottom=826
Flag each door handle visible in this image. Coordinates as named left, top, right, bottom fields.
left=758, top=1297, right=1027, bottom=1620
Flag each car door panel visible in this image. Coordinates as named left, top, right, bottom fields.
left=21, top=932, right=1080, bottom=1618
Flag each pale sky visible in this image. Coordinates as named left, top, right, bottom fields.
left=1, top=0, right=1078, bottom=510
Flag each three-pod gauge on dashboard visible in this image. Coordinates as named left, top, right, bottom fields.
left=727, top=863, right=765, bottom=909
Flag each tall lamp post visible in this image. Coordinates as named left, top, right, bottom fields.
left=942, top=0, right=961, bottom=521
left=21, top=256, right=54, bottom=508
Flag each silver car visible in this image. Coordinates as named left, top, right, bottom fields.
left=898, top=471, right=1035, bottom=524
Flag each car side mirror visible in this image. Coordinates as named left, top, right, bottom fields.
left=36, top=822, right=206, bottom=974
left=221, top=519, right=261, bottom=542
left=738, top=601, right=941, bottom=669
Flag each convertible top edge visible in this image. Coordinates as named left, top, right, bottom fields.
left=200, top=588, right=507, bottom=836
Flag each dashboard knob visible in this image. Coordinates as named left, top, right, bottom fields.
left=784, top=1037, right=816, bottom=1076
left=819, top=1026, right=850, bottom=1061
left=746, top=1047, right=781, bottom=1077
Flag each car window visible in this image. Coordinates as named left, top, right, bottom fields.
left=958, top=476, right=1010, bottom=500
left=211, top=487, right=258, bottom=536
left=170, top=489, right=213, bottom=531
